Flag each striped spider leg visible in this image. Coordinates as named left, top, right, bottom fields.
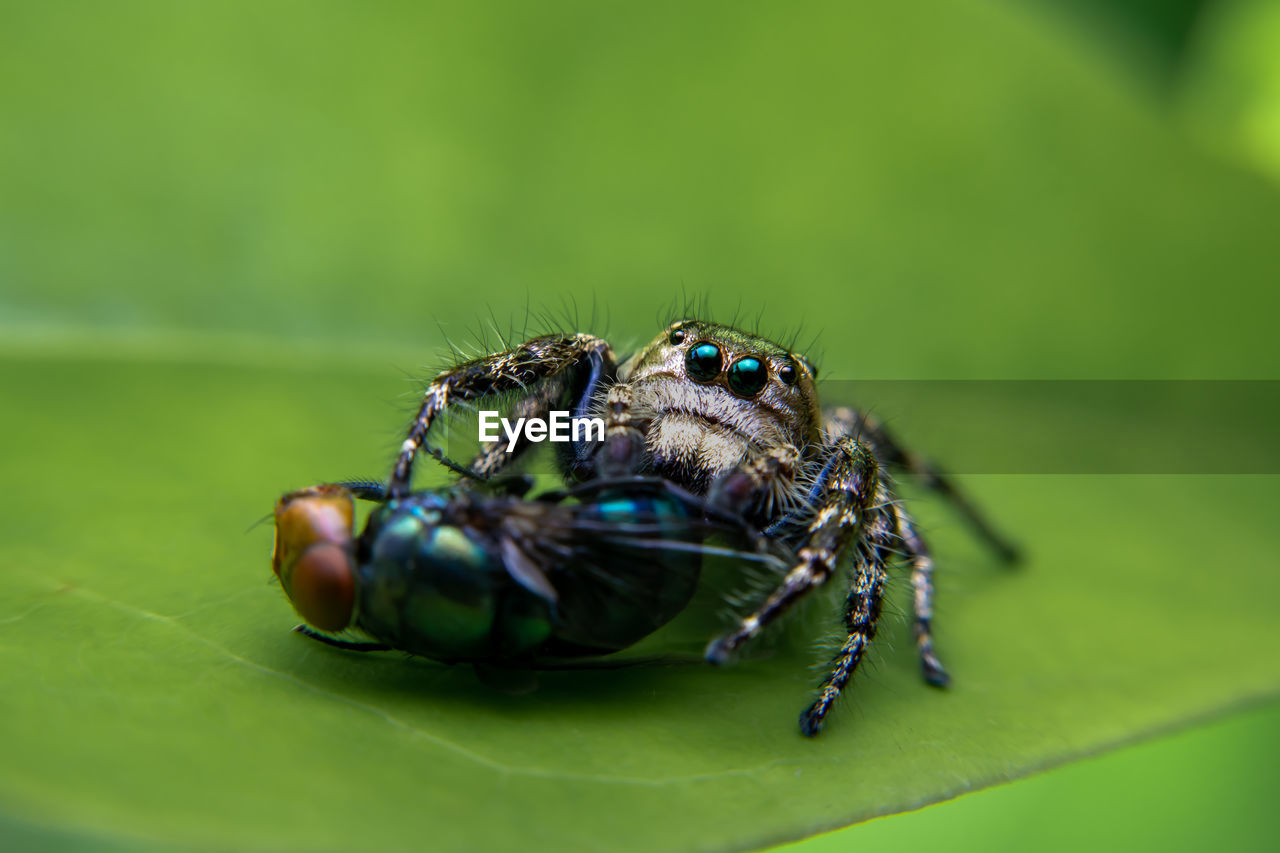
left=389, top=333, right=615, bottom=497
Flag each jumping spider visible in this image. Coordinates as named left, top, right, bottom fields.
left=390, top=319, right=1018, bottom=735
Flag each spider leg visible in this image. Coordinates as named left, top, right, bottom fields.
left=705, top=438, right=878, bottom=663
left=888, top=501, right=949, bottom=686
left=467, top=374, right=569, bottom=479
left=826, top=407, right=1021, bottom=564
left=799, top=506, right=892, bottom=737
left=388, top=334, right=615, bottom=497
left=326, top=479, right=389, bottom=502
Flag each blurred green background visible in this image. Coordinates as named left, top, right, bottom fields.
left=2, top=0, right=1278, bottom=850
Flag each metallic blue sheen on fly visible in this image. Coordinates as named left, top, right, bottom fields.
left=273, top=477, right=782, bottom=666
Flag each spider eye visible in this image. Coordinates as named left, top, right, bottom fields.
left=727, top=357, right=769, bottom=397
left=669, top=327, right=686, bottom=345
left=779, top=361, right=797, bottom=386
left=685, top=342, right=722, bottom=382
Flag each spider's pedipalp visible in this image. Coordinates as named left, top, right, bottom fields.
left=889, top=502, right=950, bottom=687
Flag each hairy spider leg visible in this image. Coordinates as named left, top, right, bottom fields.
left=388, top=334, right=615, bottom=497
left=704, top=439, right=881, bottom=665
left=468, top=374, right=571, bottom=479
left=799, top=505, right=893, bottom=736
left=826, top=408, right=1021, bottom=564
left=722, top=421, right=952, bottom=698
left=888, top=502, right=949, bottom=687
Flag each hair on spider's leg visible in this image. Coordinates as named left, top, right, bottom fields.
left=388, top=333, right=616, bottom=497
left=799, top=509, right=891, bottom=737
left=467, top=372, right=569, bottom=480
left=826, top=408, right=1021, bottom=564
left=703, top=551, right=828, bottom=664
left=888, top=501, right=950, bottom=687
left=433, top=317, right=469, bottom=368
left=763, top=450, right=844, bottom=536
left=706, top=438, right=878, bottom=664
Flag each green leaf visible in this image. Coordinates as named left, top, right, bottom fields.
left=1, top=350, right=1276, bottom=851
left=2, top=1, right=1279, bottom=851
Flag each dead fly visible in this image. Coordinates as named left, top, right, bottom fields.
left=272, top=476, right=789, bottom=667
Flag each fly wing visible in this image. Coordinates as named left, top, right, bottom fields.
left=507, top=488, right=791, bottom=654
left=498, top=535, right=559, bottom=605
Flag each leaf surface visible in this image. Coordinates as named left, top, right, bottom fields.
left=1, top=0, right=1279, bottom=850
left=1, top=354, right=1276, bottom=851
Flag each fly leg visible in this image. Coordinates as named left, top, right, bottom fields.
left=294, top=625, right=391, bottom=652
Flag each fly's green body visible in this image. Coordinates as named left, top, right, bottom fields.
left=273, top=478, right=781, bottom=667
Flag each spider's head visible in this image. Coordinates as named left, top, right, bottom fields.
left=272, top=484, right=358, bottom=633
left=620, top=320, right=822, bottom=466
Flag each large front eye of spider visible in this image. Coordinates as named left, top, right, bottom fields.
left=726, top=356, right=769, bottom=397
left=685, top=342, right=722, bottom=382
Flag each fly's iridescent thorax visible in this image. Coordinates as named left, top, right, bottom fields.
left=354, top=493, right=554, bottom=661
left=347, top=485, right=713, bottom=663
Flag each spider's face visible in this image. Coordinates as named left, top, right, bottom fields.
left=618, top=320, right=822, bottom=482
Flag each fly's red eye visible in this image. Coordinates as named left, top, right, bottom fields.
left=272, top=484, right=357, bottom=632
left=290, top=544, right=355, bottom=632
